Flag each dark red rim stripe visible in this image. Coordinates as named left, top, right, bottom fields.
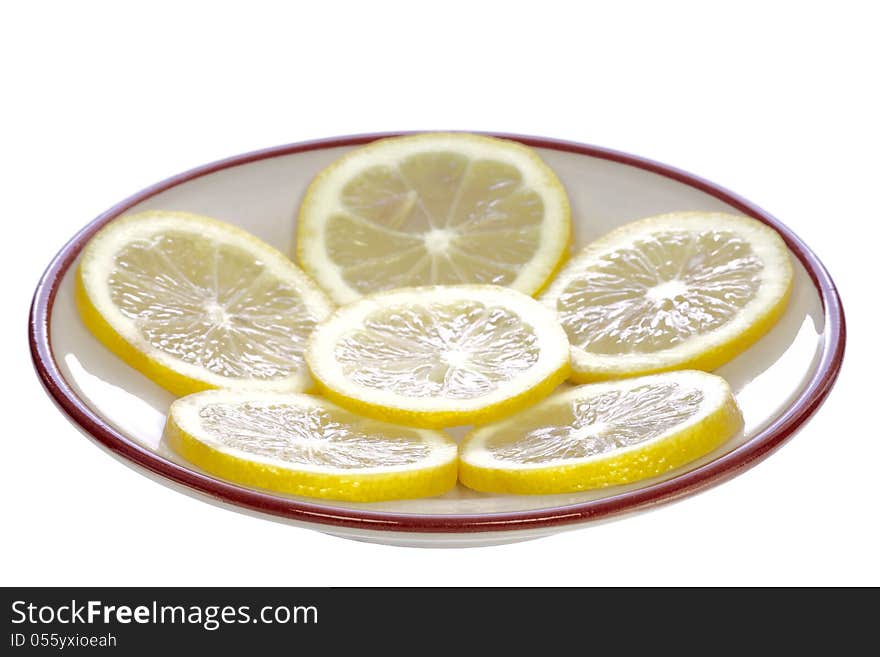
left=28, top=132, right=846, bottom=534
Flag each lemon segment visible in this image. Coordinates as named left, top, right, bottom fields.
left=297, top=133, right=571, bottom=304
left=459, top=370, right=743, bottom=494
left=306, top=285, right=571, bottom=428
left=164, top=390, right=458, bottom=502
left=540, top=212, right=793, bottom=381
left=77, top=211, right=334, bottom=395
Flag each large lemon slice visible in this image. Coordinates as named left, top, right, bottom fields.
left=459, top=370, right=743, bottom=494
left=540, top=212, right=793, bottom=381
left=77, top=211, right=333, bottom=395
left=296, top=133, right=571, bottom=304
left=306, top=285, right=571, bottom=428
left=165, top=390, right=457, bottom=502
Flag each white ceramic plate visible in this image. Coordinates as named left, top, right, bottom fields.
left=31, top=133, right=845, bottom=547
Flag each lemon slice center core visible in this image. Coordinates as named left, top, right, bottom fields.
left=423, top=228, right=455, bottom=254
left=204, top=301, right=231, bottom=326
left=569, top=421, right=610, bottom=441
left=645, top=279, right=688, bottom=302
left=443, top=349, right=471, bottom=369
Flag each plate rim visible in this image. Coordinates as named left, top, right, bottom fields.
left=29, top=131, right=846, bottom=534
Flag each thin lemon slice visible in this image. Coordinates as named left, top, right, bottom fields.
left=459, top=370, right=743, bottom=494
left=306, top=285, right=571, bottom=428
left=540, top=212, right=793, bottom=381
left=297, top=133, right=571, bottom=304
left=77, top=211, right=333, bottom=395
left=164, top=390, right=457, bottom=502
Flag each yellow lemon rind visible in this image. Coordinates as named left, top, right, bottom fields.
left=459, top=378, right=743, bottom=495
left=76, top=210, right=333, bottom=396
left=163, top=404, right=458, bottom=503
left=76, top=269, right=214, bottom=397
left=311, top=360, right=571, bottom=430
left=305, top=284, right=572, bottom=429
left=296, top=132, right=572, bottom=304
left=568, top=276, right=792, bottom=382
left=541, top=211, right=794, bottom=382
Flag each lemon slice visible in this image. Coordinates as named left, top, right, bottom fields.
left=459, top=370, right=743, bottom=494
left=77, top=211, right=333, bottom=395
left=296, top=133, right=571, bottom=304
left=306, top=285, right=571, bottom=428
left=540, top=212, right=793, bottom=381
left=164, top=390, right=457, bottom=502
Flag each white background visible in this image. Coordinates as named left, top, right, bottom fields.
left=3, top=1, right=877, bottom=586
